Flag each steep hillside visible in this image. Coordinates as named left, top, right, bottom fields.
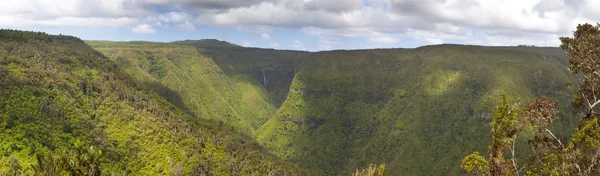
left=88, top=41, right=309, bottom=134
left=196, top=47, right=308, bottom=106
left=0, top=30, right=305, bottom=175
left=255, top=45, right=577, bottom=175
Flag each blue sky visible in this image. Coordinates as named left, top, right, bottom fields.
left=0, top=0, right=598, bottom=51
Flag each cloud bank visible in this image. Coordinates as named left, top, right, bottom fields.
left=1, top=0, right=598, bottom=49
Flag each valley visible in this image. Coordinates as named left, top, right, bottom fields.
left=88, top=40, right=577, bottom=175
left=0, top=29, right=581, bottom=175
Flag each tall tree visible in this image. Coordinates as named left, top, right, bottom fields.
left=558, top=23, right=600, bottom=175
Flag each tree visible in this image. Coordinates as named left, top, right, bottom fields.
left=461, top=152, right=489, bottom=176
left=488, top=95, right=521, bottom=176
left=462, top=23, right=600, bottom=176
left=558, top=23, right=600, bottom=175
left=31, top=140, right=103, bottom=176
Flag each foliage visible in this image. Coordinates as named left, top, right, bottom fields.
left=352, top=163, right=387, bottom=176
left=195, top=46, right=309, bottom=107
left=254, top=46, right=576, bottom=175
left=30, top=140, right=103, bottom=176
left=461, top=23, right=600, bottom=176
left=461, top=152, right=489, bottom=176
left=89, top=35, right=576, bottom=175
left=0, top=29, right=305, bottom=175
left=488, top=95, right=522, bottom=176
left=88, top=42, right=273, bottom=134
left=87, top=40, right=309, bottom=135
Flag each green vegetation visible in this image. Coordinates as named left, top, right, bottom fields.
left=0, top=30, right=305, bottom=175
left=88, top=41, right=270, bottom=134
left=184, top=43, right=309, bottom=107
left=255, top=46, right=577, bottom=175
left=89, top=40, right=577, bottom=175
left=87, top=40, right=309, bottom=135
left=0, top=28, right=585, bottom=175
left=352, top=163, right=387, bottom=176
left=461, top=23, right=600, bottom=175
left=32, top=140, right=103, bottom=176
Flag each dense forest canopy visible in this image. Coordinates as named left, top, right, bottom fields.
left=0, top=23, right=596, bottom=176
left=0, top=29, right=305, bottom=175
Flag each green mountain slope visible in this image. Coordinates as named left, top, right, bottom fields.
left=195, top=47, right=308, bottom=107
left=88, top=41, right=309, bottom=134
left=254, top=45, right=577, bottom=175
left=0, top=30, right=305, bottom=175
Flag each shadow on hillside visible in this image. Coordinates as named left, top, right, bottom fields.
left=198, top=48, right=309, bottom=107
left=144, top=81, right=196, bottom=117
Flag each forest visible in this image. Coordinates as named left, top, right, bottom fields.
left=0, top=23, right=599, bottom=175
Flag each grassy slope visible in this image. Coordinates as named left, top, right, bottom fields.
left=0, top=30, right=305, bottom=175
left=255, top=45, right=577, bottom=175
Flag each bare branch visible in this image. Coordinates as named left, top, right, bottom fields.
left=581, top=87, right=593, bottom=109
left=510, top=136, right=519, bottom=176
left=545, top=129, right=564, bottom=149
left=590, top=99, right=600, bottom=111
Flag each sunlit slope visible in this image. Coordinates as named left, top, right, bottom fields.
left=89, top=41, right=283, bottom=134
left=255, top=45, right=576, bottom=175
left=180, top=42, right=310, bottom=107
left=0, top=31, right=305, bottom=175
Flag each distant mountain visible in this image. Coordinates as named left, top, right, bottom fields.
left=172, top=39, right=242, bottom=48
left=0, top=30, right=305, bottom=175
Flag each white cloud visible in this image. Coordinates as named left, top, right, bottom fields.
left=291, top=40, right=306, bottom=50
left=193, top=0, right=598, bottom=47
left=369, top=36, right=398, bottom=44
left=270, top=42, right=280, bottom=47
left=318, top=42, right=332, bottom=51
left=1, top=0, right=599, bottom=49
left=158, top=12, right=189, bottom=23
left=176, top=20, right=196, bottom=31
left=132, top=24, right=156, bottom=33
left=261, top=33, right=271, bottom=40
left=243, top=41, right=252, bottom=47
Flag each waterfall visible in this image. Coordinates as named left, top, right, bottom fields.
left=262, top=68, right=268, bottom=90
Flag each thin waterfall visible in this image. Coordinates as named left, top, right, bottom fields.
left=262, top=68, right=268, bottom=90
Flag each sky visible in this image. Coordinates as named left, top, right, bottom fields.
left=0, top=0, right=598, bottom=51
